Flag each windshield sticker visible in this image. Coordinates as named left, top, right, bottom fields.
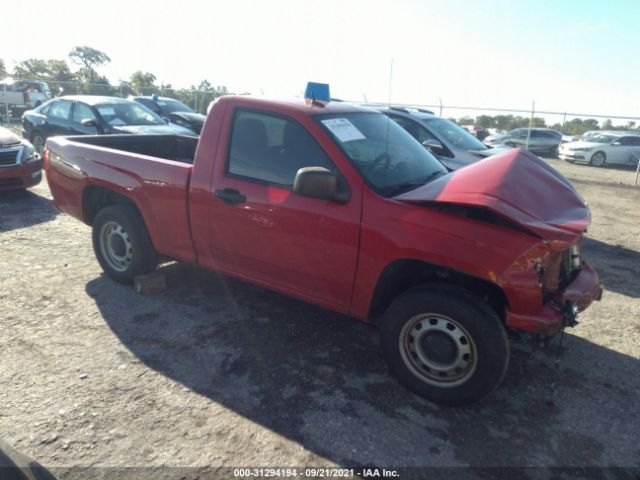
left=97, top=107, right=116, bottom=116
left=321, top=118, right=366, bottom=143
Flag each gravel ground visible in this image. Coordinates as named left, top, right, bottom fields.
left=0, top=155, right=639, bottom=479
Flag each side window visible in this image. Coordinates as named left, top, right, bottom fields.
left=390, top=116, right=436, bottom=143
left=228, top=110, right=335, bottom=187
left=48, top=100, right=72, bottom=120
left=72, top=103, right=97, bottom=124
left=138, top=98, right=161, bottom=115
left=617, top=136, right=640, bottom=146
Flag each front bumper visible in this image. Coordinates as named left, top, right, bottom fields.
left=505, top=261, right=603, bottom=336
left=559, top=150, right=589, bottom=161
left=0, top=159, right=43, bottom=190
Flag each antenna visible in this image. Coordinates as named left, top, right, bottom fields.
left=383, top=58, right=394, bottom=187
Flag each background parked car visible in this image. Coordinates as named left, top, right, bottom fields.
left=483, top=127, right=563, bottom=156
left=559, top=131, right=640, bottom=167
left=0, top=126, right=42, bottom=190
left=13, top=80, right=53, bottom=108
left=374, top=106, right=512, bottom=170
left=0, top=80, right=53, bottom=117
left=130, top=95, right=205, bottom=134
left=22, top=96, right=196, bottom=153
left=462, top=124, right=489, bottom=141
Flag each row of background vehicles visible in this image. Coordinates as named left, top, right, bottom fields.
left=1, top=89, right=205, bottom=191
left=5, top=84, right=638, bottom=194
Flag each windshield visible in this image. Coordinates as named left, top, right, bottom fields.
left=318, top=112, right=447, bottom=196
left=157, top=99, right=193, bottom=114
left=422, top=118, right=487, bottom=151
left=581, top=132, right=618, bottom=144
left=95, top=102, right=164, bottom=126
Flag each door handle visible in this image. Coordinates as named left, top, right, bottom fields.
left=214, top=188, right=246, bottom=205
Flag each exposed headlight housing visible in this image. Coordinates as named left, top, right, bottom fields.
left=22, top=143, right=39, bottom=162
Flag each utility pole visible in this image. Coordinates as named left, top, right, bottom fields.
left=525, top=101, right=535, bottom=150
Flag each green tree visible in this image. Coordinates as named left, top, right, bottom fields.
left=0, top=59, right=7, bottom=78
left=129, top=71, right=158, bottom=95
left=476, top=115, right=495, bottom=128
left=582, top=119, right=599, bottom=131
left=13, top=59, right=50, bottom=79
left=601, top=119, right=613, bottom=130
left=69, top=46, right=111, bottom=90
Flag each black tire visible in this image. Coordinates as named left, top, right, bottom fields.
left=92, top=205, right=157, bottom=284
left=380, top=284, right=509, bottom=406
left=30, top=131, right=46, bottom=155
left=590, top=151, right=606, bottom=167
left=549, top=145, right=559, bottom=158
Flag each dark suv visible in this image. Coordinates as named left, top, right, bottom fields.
left=130, top=95, right=205, bottom=134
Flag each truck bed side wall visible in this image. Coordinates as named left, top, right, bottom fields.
left=46, top=137, right=196, bottom=263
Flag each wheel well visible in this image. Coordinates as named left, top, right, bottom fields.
left=30, top=129, right=43, bottom=141
left=83, top=186, right=139, bottom=226
left=368, top=259, right=509, bottom=324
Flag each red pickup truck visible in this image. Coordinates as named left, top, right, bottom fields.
left=44, top=96, right=602, bottom=405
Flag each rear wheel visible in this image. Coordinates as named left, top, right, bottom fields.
left=92, top=205, right=157, bottom=284
left=590, top=151, right=606, bottom=167
left=380, top=285, right=509, bottom=406
left=549, top=145, right=559, bottom=158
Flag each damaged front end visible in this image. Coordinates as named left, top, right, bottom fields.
left=395, top=148, right=603, bottom=337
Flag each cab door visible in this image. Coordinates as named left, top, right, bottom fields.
left=205, top=108, right=362, bottom=311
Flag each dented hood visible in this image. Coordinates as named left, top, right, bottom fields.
left=396, top=149, right=589, bottom=248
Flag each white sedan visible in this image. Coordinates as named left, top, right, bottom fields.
left=559, top=131, right=640, bottom=167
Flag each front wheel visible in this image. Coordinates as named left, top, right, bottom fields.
left=380, top=285, right=509, bottom=406
left=92, top=205, right=157, bottom=284
left=590, top=151, right=606, bottom=167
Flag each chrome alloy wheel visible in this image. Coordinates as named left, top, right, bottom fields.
left=399, top=314, right=477, bottom=387
left=99, top=221, right=133, bottom=272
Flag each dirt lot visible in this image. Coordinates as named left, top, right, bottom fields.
left=1, top=155, right=639, bottom=478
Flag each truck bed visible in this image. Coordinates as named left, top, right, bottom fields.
left=68, top=134, right=198, bottom=164
left=45, top=134, right=198, bottom=264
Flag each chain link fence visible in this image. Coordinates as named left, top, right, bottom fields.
left=1, top=78, right=223, bottom=118
left=361, top=101, right=640, bottom=186
left=2, top=78, right=639, bottom=186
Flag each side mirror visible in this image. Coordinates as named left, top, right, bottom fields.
left=422, top=139, right=445, bottom=155
left=293, top=167, right=348, bottom=203
left=81, top=118, right=98, bottom=128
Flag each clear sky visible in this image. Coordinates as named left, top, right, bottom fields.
left=3, top=0, right=640, bottom=120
